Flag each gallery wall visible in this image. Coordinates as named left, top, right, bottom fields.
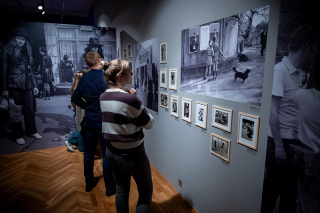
left=95, top=0, right=280, bottom=212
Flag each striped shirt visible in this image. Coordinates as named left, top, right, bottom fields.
left=100, top=88, right=154, bottom=149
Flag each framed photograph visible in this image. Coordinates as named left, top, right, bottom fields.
left=123, top=48, right=128, bottom=58
left=160, top=68, right=167, bottom=88
left=170, top=95, right=179, bottom=117
left=128, top=61, right=133, bottom=71
left=160, top=92, right=169, bottom=109
left=127, top=44, right=132, bottom=57
left=169, top=69, right=177, bottom=90
left=212, top=105, right=233, bottom=132
left=210, top=133, right=231, bottom=163
left=237, top=112, right=260, bottom=150
left=181, top=98, right=192, bottom=123
left=160, top=42, right=167, bottom=63
left=195, top=101, right=208, bottom=129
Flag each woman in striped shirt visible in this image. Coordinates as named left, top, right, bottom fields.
left=100, top=59, right=154, bottom=213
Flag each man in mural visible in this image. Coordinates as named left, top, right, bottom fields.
left=39, top=47, right=54, bottom=96
left=78, top=38, right=105, bottom=71
left=261, top=25, right=320, bottom=213
left=0, top=27, right=42, bottom=145
left=60, top=55, right=74, bottom=83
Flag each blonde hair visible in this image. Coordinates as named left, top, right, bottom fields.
left=102, top=59, right=130, bottom=87
left=71, top=71, right=85, bottom=94
left=85, top=51, right=100, bottom=68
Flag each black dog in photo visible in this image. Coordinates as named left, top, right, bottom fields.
left=233, top=67, right=251, bottom=83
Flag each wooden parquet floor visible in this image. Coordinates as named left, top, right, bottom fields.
left=0, top=146, right=197, bottom=213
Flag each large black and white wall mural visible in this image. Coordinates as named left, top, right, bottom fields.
left=0, top=21, right=116, bottom=155
left=181, top=5, right=270, bottom=106
left=133, top=38, right=159, bottom=112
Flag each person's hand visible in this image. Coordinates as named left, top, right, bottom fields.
left=129, top=88, right=137, bottom=96
left=34, top=87, right=39, bottom=96
left=275, top=146, right=287, bottom=165
left=2, top=90, right=9, bottom=99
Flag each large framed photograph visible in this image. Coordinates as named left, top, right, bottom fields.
left=127, top=44, right=132, bottom=57
left=169, top=69, right=177, bottom=90
left=237, top=112, right=260, bottom=150
left=160, top=92, right=169, bottom=109
left=123, top=48, right=128, bottom=58
left=171, top=95, right=179, bottom=117
left=160, top=68, right=167, bottom=88
left=181, top=98, right=192, bottom=123
left=160, top=42, right=167, bottom=63
left=210, top=133, right=231, bottom=163
left=212, top=105, right=233, bottom=132
left=195, top=101, right=208, bottom=129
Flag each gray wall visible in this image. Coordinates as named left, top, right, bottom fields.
left=94, top=0, right=280, bottom=212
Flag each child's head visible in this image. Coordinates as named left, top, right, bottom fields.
left=71, top=71, right=85, bottom=94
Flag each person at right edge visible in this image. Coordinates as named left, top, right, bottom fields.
left=100, top=59, right=154, bottom=213
left=260, top=25, right=320, bottom=213
left=71, top=51, right=116, bottom=195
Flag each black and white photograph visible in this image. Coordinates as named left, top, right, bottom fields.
left=160, top=92, right=169, bottom=109
left=160, top=68, right=167, bottom=88
left=210, top=133, right=231, bottom=162
left=195, top=101, right=208, bottom=129
left=0, top=21, right=116, bottom=155
left=180, top=5, right=270, bottom=106
left=133, top=38, right=159, bottom=112
left=261, top=1, right=320, bottom=212
left=160, top=42, right=167, bottom=63
left=128, top=44, right=132, bottom=57
left=212, top=105, right=232, bottom=132
left=123, top=48, right=128, bottom=58
left=237, top=112, right=259, bottom=150
left=128, top=61, right=133, bottom=71
left=169, top=69, right=177, bottom=90
left=181, top=98, right=192, bottom=123
left=171, top=95, right=179, bottom=118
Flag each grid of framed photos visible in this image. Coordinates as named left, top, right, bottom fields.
left=181, top=98, right=192, bottom=123
left=171, top=95, right=179, bottom=117
left=237, top=112, right=260, bottom=150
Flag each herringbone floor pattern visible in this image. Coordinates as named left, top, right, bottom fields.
left=0, top=146, right=197, bottom=213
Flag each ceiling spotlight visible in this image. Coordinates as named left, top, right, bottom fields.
left=37, top=0, right=45, bottom=11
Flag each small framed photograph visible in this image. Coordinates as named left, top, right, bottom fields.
left=181, top=98, right=192, bottom=123
left=160, top=92, right=169, bottom=109
left=123, top=48, right=128, bottom=58
left=128, top=61, right=133, bottom=71
left=169, top=69, right=177, bottom=90
left=237, top=112, right=260, bottom=150
left=212, top=105, right=233, bottom=132
left=128, top=44, right=132, bottom=57
left=210, top=133, right=231, bottom=163
left=160, top=42, right=167, bottom=63
left=195, top=101, right=208, bottom=129
left=171, top=95, right=179, bottom=117
left=160, top=68, right=167, bottom=88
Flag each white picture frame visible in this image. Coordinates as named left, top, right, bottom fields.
left=181, top=98, right=192, bottom=123
left=195, top=101, right=208, bottom=129
left=160, top=68, right=167, bottom=88
left=237, top=112, right=260, bottom=150
left=160, top=42, right=167, bottom=63
left=212, top=105, right=233, bottom=133
left=210, top=133, right=231, bottom=163
left=169, top=68, right=177, bottom=90
left=160, top=92, right=169, bottom=109
left=170, top=95, right=179, bottom=117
